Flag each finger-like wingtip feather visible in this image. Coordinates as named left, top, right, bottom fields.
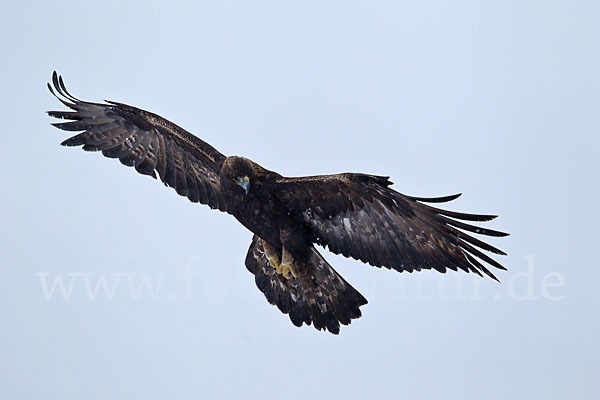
left=441, top=216, right=508, bottom=236
left=465, top=253, right=501, bottom=282
left=58, top=74, right=83, bottom=102
left=51, top=71, right=71, bottom=101
left=455, top=230, right=507, bottom=256
left=52, top=71, right=60, bottom=93
left=432, top=207, right=499, bottom=222
left=48, top=72, right=77, bottom=109
left=409, top=193, right=462, bottom=203
left=47, top=110, right=81, bottom=120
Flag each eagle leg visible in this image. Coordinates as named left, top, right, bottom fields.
left=262, top=241, right=281, bottom=270
left=262, top=241, right=297, bottom=280
left=280, top=248, right=297, bottom=280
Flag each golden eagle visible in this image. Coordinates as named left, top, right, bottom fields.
left=47, top=72, right=508, bottom=334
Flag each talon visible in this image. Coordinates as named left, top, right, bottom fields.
left=263, top=242, right=296, bottom=279
left=281, top=263, right=297, bottom=280
left=280, top=247, right=297, bottom=279
left=263, top=241, right=281, bottom=271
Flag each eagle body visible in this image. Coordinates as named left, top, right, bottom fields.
left=47, top=72, right=508, bottom=334
left=219, top=156, right=303, bottom=255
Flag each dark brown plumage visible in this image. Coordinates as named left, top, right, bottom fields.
left=47, top=72, right=508, bottom=334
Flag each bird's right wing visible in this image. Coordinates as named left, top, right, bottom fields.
left=47, top=71, right=228, bottom=212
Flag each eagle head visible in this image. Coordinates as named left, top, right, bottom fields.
left=221, top=156, right=255, bottom=196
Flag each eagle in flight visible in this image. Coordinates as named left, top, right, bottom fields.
left=47, top=72, right=508, bottom=334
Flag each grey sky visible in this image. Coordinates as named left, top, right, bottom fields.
left=1, top=1, right=598, bottom=399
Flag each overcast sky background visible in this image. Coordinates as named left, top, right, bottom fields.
left=1, top=1, right=598, bottom=399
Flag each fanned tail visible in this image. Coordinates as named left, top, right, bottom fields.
left=245, top=235, right=367, bottom=334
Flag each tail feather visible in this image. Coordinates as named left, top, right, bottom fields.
left=245, top=235, right=367, bottom=334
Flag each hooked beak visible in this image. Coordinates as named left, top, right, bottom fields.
left=235, top=175, right=250, bottom=195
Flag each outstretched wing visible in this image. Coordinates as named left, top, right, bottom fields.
left=274, top=174, right=508, bottom=280
left=47, top=71, right=228, bottom=211
left=245, top=235, right=367, bottom=334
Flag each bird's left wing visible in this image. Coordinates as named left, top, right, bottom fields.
left=274, top=173, right=508, bottom=280
left=47, top=72, right=228, bottom=212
